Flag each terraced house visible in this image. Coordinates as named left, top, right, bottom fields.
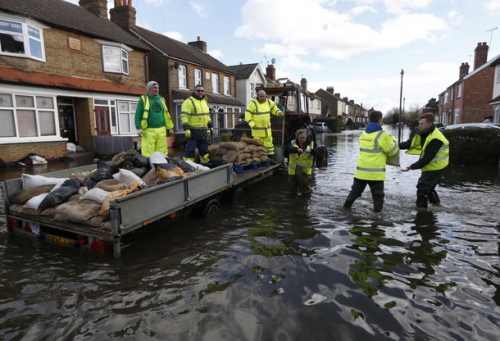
left=0, top=0, right=150, bottom=162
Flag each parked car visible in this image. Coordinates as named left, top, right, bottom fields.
left=313, top=122, right=328, bottom=133
left=443, top=123, right=500, bottom=130
left=434, top=122, right=445, bottom=131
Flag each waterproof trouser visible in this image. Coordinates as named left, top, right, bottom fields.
left=184, top=138, right=209, bottom=164
left=254, top=135, right=274, bottom=156
left=344, top=178, right=385, bottom=212
left=141, top=126, right=167, bottom=157
left=288, top=165, right=312, bottom=195
left=416, top=170, right=443, bottom=209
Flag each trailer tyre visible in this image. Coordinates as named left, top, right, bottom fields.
left=200, top=199, right=221, bottom=217
left=230, top=187, right=246, bottom=205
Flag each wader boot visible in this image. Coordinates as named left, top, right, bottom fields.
left=343, top=196, right=356, bottom=209
left=416, top=195, right=428, bottom=209
left=428, top=190, right=440, bottom=205
left=373, top=199, right=384, bottom=213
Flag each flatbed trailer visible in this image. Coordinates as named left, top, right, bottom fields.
left=0, top=162, right=280, bottom=257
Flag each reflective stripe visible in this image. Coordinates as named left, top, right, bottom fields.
left=360, top=148, right=382, bottom=153
left=356, top=166, right=385, bottom=172
left=253, top=126, right=270, bottom=130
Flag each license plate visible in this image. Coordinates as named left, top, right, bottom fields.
left=46, top=234, right=75, bottom=247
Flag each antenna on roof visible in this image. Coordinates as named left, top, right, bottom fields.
left=271, top=58, right=276, bottom=65
left=486, top=26, right=498, bottom=47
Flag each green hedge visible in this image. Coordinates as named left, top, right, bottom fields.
left=443, top=128, right=500, bottom=166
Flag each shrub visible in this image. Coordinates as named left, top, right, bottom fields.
left=443, top=128, right=500, bottom=166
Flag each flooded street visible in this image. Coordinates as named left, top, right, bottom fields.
left=1, top=127, right=499, bottom=340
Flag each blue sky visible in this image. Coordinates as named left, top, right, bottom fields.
left=67, top=0, right=500, bottom=114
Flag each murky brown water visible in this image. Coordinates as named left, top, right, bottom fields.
left=1, top=127, right=499, bottom=340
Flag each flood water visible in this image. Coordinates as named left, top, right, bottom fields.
left=1, top=127, right=499, bottom=340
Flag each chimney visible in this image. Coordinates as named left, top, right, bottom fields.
left=266, top=64, right=276, bottom=81
left=79, top=0, right=108, bottom=19
left=473, top=42, right=488, bottom=70
left=334, top=93, right=340, bottom=97
left=300, top=78, right=307, bottom=91
left=110, top=0, right=136, bottom=29
left=459, top=62, right=469, bottom=78
left=326, top=86, right=334, bottom=94
left=188, top=36, right=207, bottom=53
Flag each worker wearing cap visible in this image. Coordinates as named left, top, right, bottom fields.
left=135, top=81, right=174, bottom=157
left=245, top=90, right=283, bottom=157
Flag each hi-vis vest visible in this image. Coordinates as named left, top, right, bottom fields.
left=245, top=99, right=281, bottom=137
left=355, top=130, right=398, bottom=181
left=140, top=95, right=172, bottom=130
left=406, top=129, right=449, bottom=172
left=288, top=140, right=315, bottom=176
left=180, top=96, right=211, bottom=129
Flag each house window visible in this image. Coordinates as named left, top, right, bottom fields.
left=178, top=65, right=187, bottom=88
left=102, top=45, right=129, bottom=74
left=444, top=91, right=448, bottom=104
left=194, top=69, right=202, bottom=86
left=457, top=83, right=462, bottom=98
left=118, top=101, right=138, bottom=134
left=223, top=76, right=230, bottom=95
left=0, top=18, right=45, bottom=61
left=250, top=83, right=255, bottom=99
left=212, top=73, right=219, bottom=93
left=0, top=93, right=56, bottom=138
left=497, top=65, right=500, bottom=83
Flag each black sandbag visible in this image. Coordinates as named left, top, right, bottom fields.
left=129, top=153, right=150, bottom=168
left=128, top=167, right=149, bottom=178
left=38, top=179, right=81, bottom=211
left=83, top=166, right=115, bottom=189
left=167, top=157, right=195, bottom=173
left=153, top=163, right=177, bottom=171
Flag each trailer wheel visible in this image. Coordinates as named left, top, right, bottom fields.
left=200, top=199, right=221, bottom=217
left=230, top=187, right=246, bottom=205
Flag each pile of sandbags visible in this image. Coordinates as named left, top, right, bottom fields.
left=209, top=136, right=268, bottom=165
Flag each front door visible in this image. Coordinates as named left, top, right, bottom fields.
left=58, top=104, right=77, bottom=143
left=94, top=106, right=111, bottom=136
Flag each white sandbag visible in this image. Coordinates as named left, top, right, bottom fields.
left=185, top=160, right=210, bottom=172
left=386, top=152, right=400, bottom=167
left=24, top=193, right=49, bottom=209
left=67, top=142, right=77, bottom=153
left=80, top=187, right=110, bottom=204
left=22, top=174, right=68, bottom=189
left=149, top=151, right=167, bottom=168
left=31, top=155, right=48, bottom=164
left=112, top=168, right=145, bottom=187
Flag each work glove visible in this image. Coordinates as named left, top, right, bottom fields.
left=277, top=112, right=284, bottom=118
left=167, top=129, right=174, bottom=136
left=137, top=129, right=143, bottom=136
left=209, top=127, right=214, bottom=137
left=185, top=130, right=191, bottom=138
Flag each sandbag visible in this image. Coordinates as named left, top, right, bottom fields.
left=22, top=174, right=67, bottom=189
left=220, top=141, right=247, bottom=151
left=38, top=179, right=81, bottom=211
left=83, top=166, right=114, bottom=189
left=9, top=185, right=54, bottom=204
left=167, top=157, right=195, bottom=173
left=54, top=201, right=102, bottom=224
left=80, top=187, right=110, bottom=204
left=24, top=193, right=49, bottom=209
left=154, top=163, right=177, bottom=171
left=184, top=160, right=210, bottom=172
left=149, top=151, right=167, bottom=168
left=241, top=136, right=263, bottom=146
left=94, top=179, right=129, bottom=192
left=100, top=182, right=141, bottom=216
left=386, top=152, right=400, bottom=167
left=112, top=168, right=146, bottom=187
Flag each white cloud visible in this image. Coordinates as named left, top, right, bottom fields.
left=163, top=31, right=184, bottom=41
left=208, top=49, right=223, bottom=59
left=189, top=1, right=210, bottom=18
left=484, top=0, right=500, bottom=13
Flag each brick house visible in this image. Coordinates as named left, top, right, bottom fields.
left=437, top=42, right=497, bottom=124
left=489, top=55, right=500, bottom=123
left=228, top=62, right=268, bottom=109
left=0, top=0, right=150, bottom=162
left=315, top=87, right=367, bottom=125
left=109, top=0, right=244, bottom=145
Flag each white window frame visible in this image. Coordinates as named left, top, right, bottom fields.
left=250, top=83, right=255, bottom=99
left=178, top=65, right=187, bottom=89
left=117, top=100, right=138, bottom=134
left=444, top=91, right=448, bottom=104
left=223, top=76, right=230, bottom=95
left=0, top=93, right=58, bottom=141
left=100, top=42, right=130, bottom=75
left=194, top=69, right=202, bottom=86
left=457, top=83, right=462, bottom=98
left=0, top=16, right=46, bottom=61
left=497, top=65, right=500, bottom=83
left=212, top=73, right=219, bottom=94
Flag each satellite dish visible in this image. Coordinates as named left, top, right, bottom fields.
left=271, top=58, right=276, bottom=64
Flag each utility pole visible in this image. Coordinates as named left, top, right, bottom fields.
left=398, top=69, right=404, bottom=143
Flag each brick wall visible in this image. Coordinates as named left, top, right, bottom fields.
left=0, top=141, right=67, bottom=162
left=462, top=67, right=495, bottom=122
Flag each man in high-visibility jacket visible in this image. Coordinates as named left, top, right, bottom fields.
left=245, top=90, right=283, bottom=158
left=285, top=129, right=319, bottom=195
left=400, top=113, right=449, bottom=209
left=134, top=81, right=174, bottom=157
left=343, top=110, right=399, bottom=212
left=180, top=84, right=213, bottom=165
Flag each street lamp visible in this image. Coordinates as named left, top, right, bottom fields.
left=398, top=69, right=404, bottom=143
